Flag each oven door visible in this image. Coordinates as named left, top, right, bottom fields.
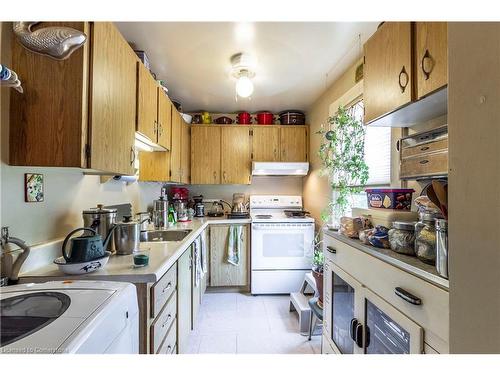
left=251, top=222, right=314, bottom=270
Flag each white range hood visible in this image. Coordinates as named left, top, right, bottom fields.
left=252, top=162, right=309, bottom=176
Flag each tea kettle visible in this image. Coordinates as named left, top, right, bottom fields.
left=208, top=201, right=224, bottom=217
left=62, top=227, right=116, bottom=263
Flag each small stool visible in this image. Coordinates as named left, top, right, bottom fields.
left=289, top=272, right=317, bottom=335
left=308, top=297, right=323, bottom=341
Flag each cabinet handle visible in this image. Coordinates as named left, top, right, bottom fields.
left=326, top=246, right=337, bottom=254
left=396, top=139, right=400, bottom=152
left=130, top=147, right=136, bottom=166
left=419, top=159, right=429, bottom=165
left=161, top=314, right=172, bottom=328
left=395, top=287, right=422, bottom=305
left=162, top=282, right=172, bottom=294
left=167, top=345, right=172, bottom=352
left=398, top=65, right=409, bottom=93
left=421, top=49, right=433, bottom=80
left=350, top=318, right=363, bottom=348
left=213, top=171, right=217, bottom=182
left=154, top=120, right=158, bottom=135
left=223, top=171, right=227, bottom=183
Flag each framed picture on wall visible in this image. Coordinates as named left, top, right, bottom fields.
left=25, top=173, right=44, bottom=202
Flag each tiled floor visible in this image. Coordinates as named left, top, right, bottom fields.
left=186, top=292, right=322, bottom=354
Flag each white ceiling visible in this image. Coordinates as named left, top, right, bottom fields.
left=115, top=22, right=378, bottom=113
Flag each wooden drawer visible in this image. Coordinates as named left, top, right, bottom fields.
left=151, top=264, right=177, bottom=318
left=323, top=235, right=449, bottom=353
left=400, top=150, right=448, bottom=179
left=150, top=293, right=177, bottom=354
left=401, top=138, right=448, bottom=159
left=157, top=319, right=177, bottom=354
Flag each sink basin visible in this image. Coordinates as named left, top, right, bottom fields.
left=140, top=229, right=192, bottom=242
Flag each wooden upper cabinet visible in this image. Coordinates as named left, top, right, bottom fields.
left=221, top=127, right=251, bottom=184
left=191, top=127, right=221, bottom=184
left=170, top=110, right=182, bottom=182
left=252, top=127, right=280, bottom=162
left=10, top=22, right=89, bottom=168
left=157, top=90, right=172, bottom=149
left=9, top=22, right=136, bottom=175
left=280, top=127, right=308, bottom=162
left=364, top=22, right=413, bottom=124
left=137, top=62, right=158, bottom=142
left=415, top=22, right=448, bottom=99
left=89, top=22, right=136, bottom=175
left=180, top=120, right=191, bottom=184
left=138, top=151, right=170, bottom=182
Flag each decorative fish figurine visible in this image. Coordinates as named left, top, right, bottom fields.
left=13, top=22, right=87, bottom=60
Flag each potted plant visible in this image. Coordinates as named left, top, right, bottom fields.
left=317, top=106, right=369, bottom=229
left=312, top=232, right=324, bottom=307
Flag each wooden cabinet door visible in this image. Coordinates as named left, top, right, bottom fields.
left=157, top=90, right=172, bottom=149
left=415, top=22, right=448, bottom=99
left=280, top=127, right=308, bottom=162
left=209, top=225, right=248, bottom=287
left=136, top=61, right=158, bottom=142
left=89, top=22, right=136, bottom=175
left=364, top=22, right=413, bottom=123
left=180, top=120, right=191, bottom=184
left=10, top=22, right=89, bottom=168
left=221, top=127, right=251, bottom=184
left=177, top=248, right=192, bottom=354
left=170, top=110, right=182, bottom=182
left=252, top=127, right=280, bottom=161
left=191, top=127, right=221, bottom=184
left=138, top=151, right=170, bottom=182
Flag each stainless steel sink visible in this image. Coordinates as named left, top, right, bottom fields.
left=140, top=229, right=192, bottom=242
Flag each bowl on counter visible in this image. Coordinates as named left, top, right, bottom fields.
left=53, top=251, right=111, bottom=275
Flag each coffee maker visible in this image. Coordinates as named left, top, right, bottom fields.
left=193, top=195, right=205, bottom=217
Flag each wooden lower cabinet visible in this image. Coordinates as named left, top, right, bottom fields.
left=280, top=127, right=308, bottom=162
left=209, top=225, right=249, bottom=287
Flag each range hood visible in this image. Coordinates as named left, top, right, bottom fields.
left=252, top=162, right=309, bottom=176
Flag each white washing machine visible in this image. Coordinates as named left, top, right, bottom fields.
left=0, top=280, right=139, bottom=354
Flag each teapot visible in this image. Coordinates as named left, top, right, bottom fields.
left=62, top=227, right=116, bottom=263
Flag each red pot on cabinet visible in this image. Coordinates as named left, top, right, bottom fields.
left=255, top=111, right=274, bottom=125
left=237, top=112, right=251, bottom=124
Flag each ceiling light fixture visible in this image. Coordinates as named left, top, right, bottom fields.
left=231, top=53, right=256, bottom=99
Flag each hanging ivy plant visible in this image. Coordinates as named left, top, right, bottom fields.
left=316, top=106, right=369, bottom=226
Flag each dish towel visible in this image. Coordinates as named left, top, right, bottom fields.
left=200, top=231, right=208, bottom=274
left=227, top=225, right=242, bottom=266
left=193, top=237, right=202, bottom=287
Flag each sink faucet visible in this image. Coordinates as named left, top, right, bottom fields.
left=1, top=227, right=31, bottom=284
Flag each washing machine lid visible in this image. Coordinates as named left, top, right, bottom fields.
left=1, top=288, right=114, bottom=353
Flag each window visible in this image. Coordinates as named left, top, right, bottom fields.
left=346, top=99, right=392, bottom=212
left=349, top=99, right=392, bottom=186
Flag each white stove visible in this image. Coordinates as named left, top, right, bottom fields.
left=250, top=195, right=314, bottom=295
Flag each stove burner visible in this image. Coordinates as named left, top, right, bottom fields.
left=284, top=210, right=309, bottom=218
left=255, top=214, right=272, bottom=219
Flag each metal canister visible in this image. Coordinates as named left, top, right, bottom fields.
left=82, top=204, right=117, bottom=251
left=435, top=219, right=448, bottom=279
left=113, top=216, right=140, bottom=255
left=153, top=197, right=169, bottom=230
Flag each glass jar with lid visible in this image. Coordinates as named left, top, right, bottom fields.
left=414, top=212, right=439, bottom=264
left=388, top=221, right=416, bottom=255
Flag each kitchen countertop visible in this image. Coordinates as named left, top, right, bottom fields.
left=323, top=228, right=449, bottom=290
left=20, top=217, right=251, bottom=284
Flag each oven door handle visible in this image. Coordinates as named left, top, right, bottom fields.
left=252, top=223, right=314, bottom=230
